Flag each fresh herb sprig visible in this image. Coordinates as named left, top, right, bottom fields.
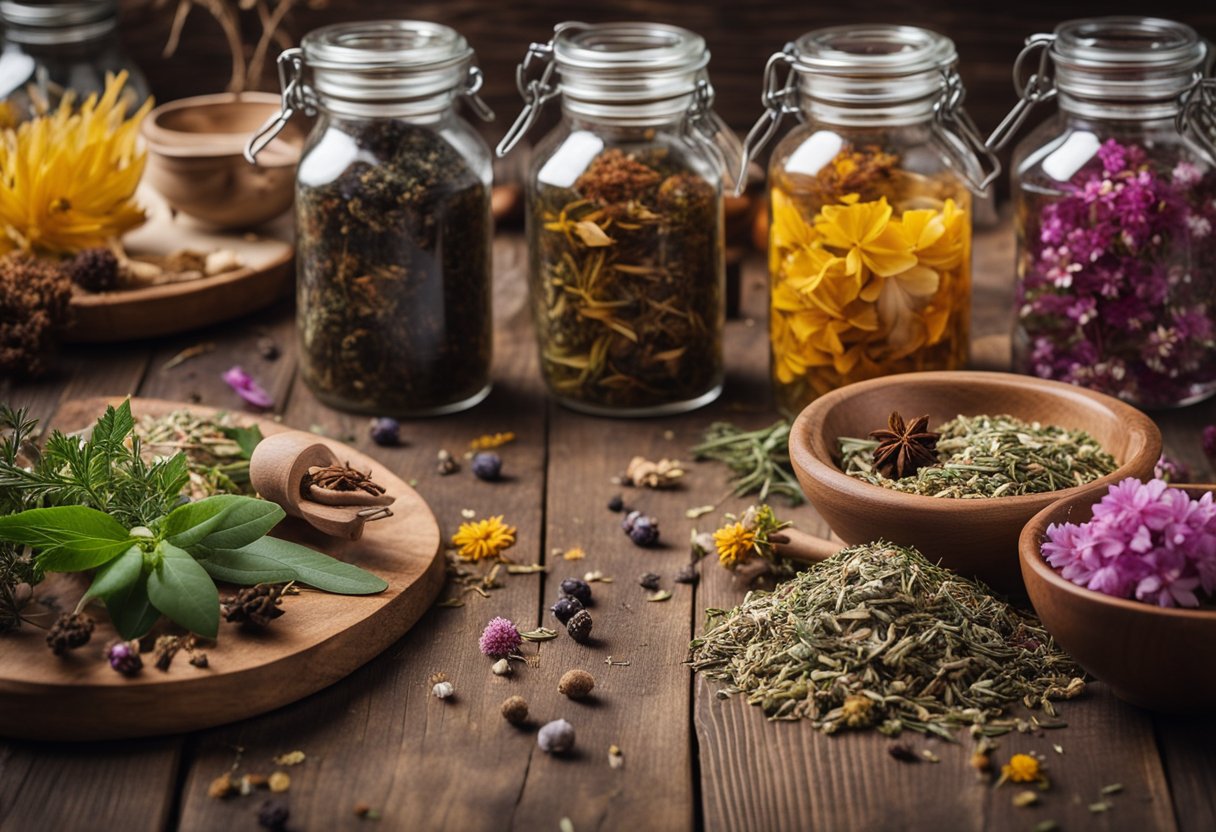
left=691, top=420, right=805, bottom=505
left=0, top=406, right=43, bottom=630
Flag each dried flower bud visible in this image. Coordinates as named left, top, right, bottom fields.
left=67, top=247, right=119, bottom=293
left=558, top=669, right=595, bottom=700
left=369, top=417, right=402, bottom=447
left=559, top=577, right=592, bottom=605
left=550, top=595, right=584, bottom=625
left=432, top=681, right=455, bottom=700
left=436, top=449, right=459, bottom=475
left=257, top=798, right=290, bottom=830
left=566, top=609, right=593, bottom=644
left=107, top=640, right=142, bottom=676
left=46, top=612, right=93, bottom=655
left=222, top=583, right=286, bottom=627
left=638, top=572, right=661, bottom=591
left=501, top=695, right=529, bottom=725
left=471, top=451, right=502, bottom=481
left=537, top=719, right=576, bottom=754
left=621, top=510, right=660, bottom=547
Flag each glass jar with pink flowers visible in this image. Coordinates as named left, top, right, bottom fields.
left=739, top=25, right=998, bottom=414
left=994, top=17, right=1216, bottom=408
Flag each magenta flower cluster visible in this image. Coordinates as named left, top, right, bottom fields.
left=478, top=616, right=522, bottom=657
left=1016, top=139, right=1216, bottom=407
left=1043, top=478, right=1216, bottom=608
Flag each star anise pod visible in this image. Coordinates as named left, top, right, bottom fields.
left=870, top=412, right=939, bottom=479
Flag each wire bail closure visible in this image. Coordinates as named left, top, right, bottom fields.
left=735, top=44, right=799, bottom=195
left=934, top=67, right=1002, bottom=191
left=245, top=48, right=310, bottom=164
left=1177, top=75, right=1216, bottom=159
left=495, top=22, right=586, bottom=158
left=984, top=34, right=1057, bottom=154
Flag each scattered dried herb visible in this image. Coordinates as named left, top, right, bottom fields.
left=297, top=121, right=491, bottom=415
left=530, top=147, right=723, bottom=412
left=0, top=254, right=72, bottom=379
left=133, top=409, right=262, bottom=499
left=689, top=542, right=1084, bottom=736
left=622, top=456, right=685, bottom=489
left=692, top=420, right=805, bottom=505
left=840, top=414, right=1117, bottom=498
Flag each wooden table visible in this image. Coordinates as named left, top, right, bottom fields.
left=3, top=221, right=1215, bottom=832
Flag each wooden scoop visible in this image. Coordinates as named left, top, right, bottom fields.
left=769, top=528, right=845, bottom=564
left=250, top=431, right=395, bottom=541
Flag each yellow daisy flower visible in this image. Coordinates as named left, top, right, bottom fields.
left=714, top=521, right=756, bottom=569
left=452, top=515, right=517, bottom=561
left=1000, top=753, right=1045, bottom=785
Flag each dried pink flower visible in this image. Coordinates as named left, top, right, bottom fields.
left=222, top=365, right=273, bottom=409
left=478, top=617, right=521, bottom=657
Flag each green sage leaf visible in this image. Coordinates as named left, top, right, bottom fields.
left=163, top=494, right=283, bottom=551
left=107, top=577, right=161, bottom=640
left=146, top=541, right=219, bottom=638
left=82, top=543, right=144, bottom=603
left=0, top=505, right=132, bottom=572
left=219, top=423, right=264, bottom=459
left=198, top=536, right=387, bottom=595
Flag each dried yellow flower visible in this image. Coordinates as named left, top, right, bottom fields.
left=562, top=547, right=586, bottom=561
left=0, top=71, right=151, bottom=255
left=841, top=694, right=874, bottom=727
left=469, top=431, right=516, bottom=451
left=267, top=771, right=291, bottom=793
left=273, top=750, right=306, bottom=767
left=713, top=522, right=756, bottom=569
left=452, top=515, right=517, bottom=561
left=1000, top=753, right=1046, bottom=786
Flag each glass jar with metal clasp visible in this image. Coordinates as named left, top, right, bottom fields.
left=497, top=22, right=741, bottom=416
left=739, top=25, right=998, bottom=414
left=988, top=16, right=1216, bottom=408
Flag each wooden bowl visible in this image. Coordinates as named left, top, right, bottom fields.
left=141, top=92, right=303, bottom=229
left=788, top=371, right=1162, bottom=592
left=1020, top=485, right=1216, bottom=712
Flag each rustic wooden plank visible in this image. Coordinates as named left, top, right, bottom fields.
left=1155, top=715, right=1216, bottom=832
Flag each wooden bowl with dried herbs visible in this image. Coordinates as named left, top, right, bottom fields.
left=1020, top=483, right=1216, bottom=713
left=788, top=371, right=1161, bottom=592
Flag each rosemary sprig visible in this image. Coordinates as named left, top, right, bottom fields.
left=691, top=420, right=805, bottom=505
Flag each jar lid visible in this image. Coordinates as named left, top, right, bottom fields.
left=0, top=0, right=117, bottom=44
left=300, top=20, right=475, bottom=104
left=789, top=25, right=957, bottom=106
left=1050, top=17, right=1207, bottom=103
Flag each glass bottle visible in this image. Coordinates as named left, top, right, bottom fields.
left=993, top=17, right=1216, bottom=408
left=498, top=22, right=739, bottom=416
left=740, top=25, right=997, bottom=415
left=0, top=0, right=148, bottom=123
left=248, top=21, right=496, bottom=417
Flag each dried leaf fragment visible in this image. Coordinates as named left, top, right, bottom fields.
left=273, top=750, right=306, bottom=767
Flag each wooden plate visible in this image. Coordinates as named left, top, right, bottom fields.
left=64, top=189, right=294, bottom=343
left=0, top=398, right=444, bottom=741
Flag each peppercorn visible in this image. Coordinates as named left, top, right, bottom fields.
left=607, top=494, right=624, bottom=512
left=256, top=798, right=290, bottom=831
left=559, top=577, right=592, bottom=605
left=45, top=612, right=94, bottom=655
left=67, top=247, right=119, bottom=292
left=369, top=417, right=402, bottom=447
left=471, top=451, right=502, bottom=481
left=621, top=510, right=660, bottom=547
left=558, top=669, right=595, bottom=700
left=566, top=609, right=593, bottom=644
left=537, top=719, right=576, bottom=754
left=638, top=572, right=661, bottom=591
left=550, top=595, right=584, bottom=625
left=107, top=640, right=142, bottom=676
left=501, top=695, right=529, bottom=725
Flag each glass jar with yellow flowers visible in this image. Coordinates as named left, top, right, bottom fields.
left=497, top=22, right=740, bottom=416
left=740, top=26, right=998, bottom=414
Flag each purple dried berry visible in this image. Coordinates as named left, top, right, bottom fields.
left=471, top=451, right=502, bottom=481
left=550, top=595, right=584, bottom=625
left=622, top=510, right=660, bottom=547
left=107, top=641, right=143, bottom=676
left=369, top=417, right=401, bottom=447
left=559, top=577, right=592, bottom=605
left=257, top=798, right=290, bottom=831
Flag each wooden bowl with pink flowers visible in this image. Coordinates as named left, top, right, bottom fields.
left=1019, top=483, right=1216, bottom=713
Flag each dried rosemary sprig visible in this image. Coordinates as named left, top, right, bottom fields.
left=691, top=420, right=805, bottom=505
left=689, top=541, right=1085, bottom=737
left=839, top=414, right=1117, bottom=499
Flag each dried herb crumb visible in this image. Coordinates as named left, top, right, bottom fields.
left=888, top=743, right=919, bottom=763
left=638, top=572, right=661, bottom=591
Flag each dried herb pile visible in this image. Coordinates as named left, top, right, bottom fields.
left=689, top=542, right=1084, bottom=737
left=530, top=146, right=723, bottom=411
left=297, top=122, right=491, bottom=415
left=134, top=410, right=262, bottom=500
left=840, top=414, right=1117, bottom=498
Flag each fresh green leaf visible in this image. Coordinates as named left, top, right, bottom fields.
left=219, top=423, right=264, bottom=460
left=146, top=541, right=219, bottom=638
left=0, top=506, right=132, bottom=571
left=82, top=544, right=144, bottom=603
left=162, top=495, right=283, bottom=551
left=106, top=578, right=161, bottom=640
left=198, top=536, right=387, bottom=595
left=90, top=400, right=136, bottom=450
left=148, top=452, right=191, bottom=510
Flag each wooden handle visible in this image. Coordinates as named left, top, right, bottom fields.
left=768, top=528, right=844, bottom=564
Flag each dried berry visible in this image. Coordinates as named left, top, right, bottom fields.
left=45, top=612, right=93, bottom=655
left=107, top=640, right=142, bottom=676
left=558, top=669, right=595, bottom=700
left=471, top=451, right=502, bottom=481
left=550, top=595, right=584, bottom=625
left=607, top=494, right=625, bottom=512
left=501, top=695, right=529, bottom=725
left=257, top=798, right=290, bottom=831
left=537, top=718, right=576, bottom=754
left=67, top=247, right=119, bottom=292
left=369, top=417, right=402, bottom=447
left=566, top=608, right=593, bottom=644
left=638, top=572, right=661, bottom=591
left=222, top=583, right=286, bottom=627
left=559, top=577, right=592, bottom=605
left=622, top=510, right=660, bottom=547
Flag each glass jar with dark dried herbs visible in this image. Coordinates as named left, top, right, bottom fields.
left=498, top=23, right=740, bottom=416
left=247, top=21, right=495, bottom=416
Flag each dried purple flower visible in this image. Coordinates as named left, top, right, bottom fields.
left=622, top=510, right=660, bottom=547
left=222, top=365, right=274, bottom=409
left=107, top=640, right=143, bottom=676
left=479, top=616, right=522, bottom=657
left=1154, top=453, right=1191, bottom=484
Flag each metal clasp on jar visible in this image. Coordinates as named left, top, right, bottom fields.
left=245, top=47, right=311, bottom=164
left=686, top=75, right=745, bottom=193
left=496, top=21, right=588, bottom=157
left=1177, top=75, right=1216, bottom=158
left=735, top=43, right=799, bottom=196
left=984, top=34, right=1057, bottom=154
left=934, top=68, right=1002, bottom=191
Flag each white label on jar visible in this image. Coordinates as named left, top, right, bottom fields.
left=1041, top=131, right=1101, bottom=183
left=784, top=131, right=844, bottom=178
left=538, top=130, right=605, bottom=189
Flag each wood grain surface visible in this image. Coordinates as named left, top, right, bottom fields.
left=2, top=223, right=1216, bottom=831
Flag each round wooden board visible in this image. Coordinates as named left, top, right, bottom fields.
left=0, top=398, right=445, bottom=741
left=64, top=188, right=294, bottom=343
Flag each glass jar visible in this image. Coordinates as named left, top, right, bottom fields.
left=994, top=17, right=1216, bottom=408
left=740, top=26, right=997, bottom=415
left=0, top=0, right=148, bottom=124
left=247, top=21, right=495, bottom=416
left=498, top=22, right=738, bottom=416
